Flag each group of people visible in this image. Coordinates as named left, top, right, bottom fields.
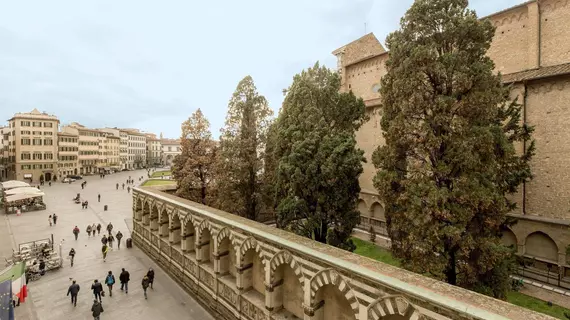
left=66, top=267, right=155, bottom=318
left=48, top=214, right=58, bottom=226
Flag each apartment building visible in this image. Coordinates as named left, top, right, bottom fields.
left=4, top=109, right=59, bottom=182
left=124, top=129, right=147, bottom=169
left=62, top=123, right=101, bottom=175
left=145, top=134, right=162, bottom=167
left=100, top=128, right=129, bottom=170
left=101, top=134, right=121, bottom=171
left=161, top=138, right=181, bottom=166
left=57, top=132, right=79, bottom=178
left=0, top=127, right=9, bottom=180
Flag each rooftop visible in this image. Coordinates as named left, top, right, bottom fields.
left=9, top=108, right=59, bottom=122
left=502, top=62, right=570, bottom=83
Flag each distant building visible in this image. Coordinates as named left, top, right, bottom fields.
left=5, top=109, right=59, bottom=182
left=145, top=133, right=162, bottom=167
left=0, top=126, right=9, bottom=180
left=161, top=138, right=181, bottom=167
left=122, top=129, right=147, bottom=169
left=57, top=131, right=79, bottom=178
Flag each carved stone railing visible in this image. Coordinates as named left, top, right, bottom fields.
left=131, top=187, right=553, bottom=320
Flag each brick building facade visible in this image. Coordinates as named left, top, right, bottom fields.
left=334, top=0, right=570, bottom=286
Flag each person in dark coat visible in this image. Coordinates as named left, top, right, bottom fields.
left=141, top=275, right=150, bottom=299
left=52, top=213, right=57, bottom=225
left=119, top=268, right=130, bottom=293
left=101, top=235, right=108, bottom=245
left=91, top=279, right=103, bottom=302
left=96, top=223, right=102, bottom=235
left=107, top=234, right=114, bottom=249
left=67, top=280, right=80, bottom=306
left=146, top=268, right=155, bottom=289
left=115, top=231, right=123, bottom=249
left=91, top=300, right=104, bottom=320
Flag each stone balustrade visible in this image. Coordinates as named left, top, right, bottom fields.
left=131, top=187, right=554, bottom=320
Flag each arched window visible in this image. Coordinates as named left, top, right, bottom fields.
left=525, top=232, right=558, bottom=262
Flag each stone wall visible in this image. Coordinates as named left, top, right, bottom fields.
left=131, top=187, right=554, bottom=320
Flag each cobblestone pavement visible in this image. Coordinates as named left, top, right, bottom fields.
left=4, top=170, right=213, bottom=320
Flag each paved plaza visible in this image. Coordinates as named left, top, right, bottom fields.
left=2, top=170, right=213, bottom=320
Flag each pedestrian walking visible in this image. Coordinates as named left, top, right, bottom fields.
left=91, top=299, right=104, bottom=320
left=98, top=194, right=101, bottom=202
left=106, top=222, right=113, bottom=235
left=53, top=213, right=57, bottom=225
left=116, top=183, right=119, bottom=190
left=108, top=234, right=115, bottom=248
left=119, top=268, right=130, bottom=293
left=142, top=275, right=150, bottom=299
left=115, top=231, right=123, bottom=249
left=67, top=280, right=80, bottom=307
left=146, top=268, right=155, bottom=289
left=87, top=225, right=93, bottom=237
left=127, top=186, right=130, bottom=193
left=122, top=183, right=125, bottom=190
left=96, top=223, right=102, bottom=235
left=105, top=271, right=115, bottom=297
left=101, top=235, right=108, bottom=246
left=92, top=223, right=97, bottom=234
left=73, top=226, right=80, bottom=240
left=69, top=248, right=76, bottom=267
left=48, top=181, right=51, bottom=187
left=91, top=279, right=103, bottom=302
left=81, top=182, right=84, bottom=190
left=101, top=244, right=109, bottom=262
left=48, top=215, right=52, bottom=227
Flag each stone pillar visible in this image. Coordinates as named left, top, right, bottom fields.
left=182, top=232, right=194, bottom=253
left=170, top=226, right=181, bottom=244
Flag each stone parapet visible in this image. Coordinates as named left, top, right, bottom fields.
left=131, top=187, right=554, bottom=320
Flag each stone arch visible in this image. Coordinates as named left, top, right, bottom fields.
left=367, top=295, right=421, bottom=320
left=214, top=227, right=236, bottom=251
left=197, top=219, right=213, bottom=243
left=370, top=202, right=385, bottom=221
left=239, top=236, right=262, bottom=265
left=181, top=215, right=196, bottom=253
left=309, top=269, right=359, bottom=320
left=269, top=250, right=304, bottom=285
left=357, top=199, right=369, bottom=217
left=170, top=211, right=182, bottom=245
left=525, top=231, right=558, bottom=262
left=501, top=228, right=517, bottom=250
left=158, top=205, right=169, bottom=237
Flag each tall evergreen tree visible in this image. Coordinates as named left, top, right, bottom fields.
left=172, top=109, right=217, bottom=205
left=273, top=63, right=367, bottom=251
left=372, top=0, right=534, bottom=298
left=216, top=76, right=273, bottom=220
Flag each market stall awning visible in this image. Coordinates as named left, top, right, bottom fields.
left=5, top=193, right=43, bottom=202
left=0, top=181, right=30, bottom=190
left=4, top=187, right=44, bottom=196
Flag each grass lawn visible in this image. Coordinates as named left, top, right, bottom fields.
left=352, top=237, right=400, bottom=267
left=352, top=237, right=570, bottom=318
left=507, top=291, right=570, bottom=319
left=142, top=179, right=176, bottom=186
left=151, top=170, right=172, bottom=178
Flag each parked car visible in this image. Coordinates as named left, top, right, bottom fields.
left=62, top=177, right=76, bottom=183
left=121, top=168, right=129, bottom=172
left=67, top=175, right=83, bottom=180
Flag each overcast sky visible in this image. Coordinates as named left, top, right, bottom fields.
left=0, top=0, right=524, bottom=138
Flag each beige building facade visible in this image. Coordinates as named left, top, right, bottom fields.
left=146, top=134, right=162, bottom=167
left=4, top=109, right=59, bottom=182
left=334, top=0, right=570, bottom=287
left=161, top=138, right=181, bottom=166
left=0, top=127, right=9, bottom=180
left=57, top=132, right=79, bottom=177
left=124, top=129, right=147, bottom=169
left=62, top=123, right=101, bottom=175
left=99, top=133, right=120, bottom=171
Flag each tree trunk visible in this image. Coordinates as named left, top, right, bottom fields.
left=445, top=250, right=457, bottom=285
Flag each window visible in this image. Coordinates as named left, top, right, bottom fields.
left=21, top=121, right=30, bottom=127
left=168, top=146, right=172, bottom=151
left=44, top=122, right=53, bottom=128
left=32, top=121, right=42, bottom=127
left=21, top=165, right=31, bottom=170
left=44, top=131, right=53, bottom=135
left=33, top=138, right=42, bottom=145
left=21, top=153, right=31, bottom=160
left=32, top=164, right=42, bottom=169
left=32, top=131, right=42, bottom=136
left=21, top=138, right=31, bottom=145
left=44, top=153, right=53, bottom=160
left=44, top=164, right=53, bottom=169
left=33, top=153, right=42, bottom=160
left=44, top=139, right=53, bottom=146
left=20, top=130, right=31, bottom=135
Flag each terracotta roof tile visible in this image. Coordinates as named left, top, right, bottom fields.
left=502, top=63, right=570, bottom=83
